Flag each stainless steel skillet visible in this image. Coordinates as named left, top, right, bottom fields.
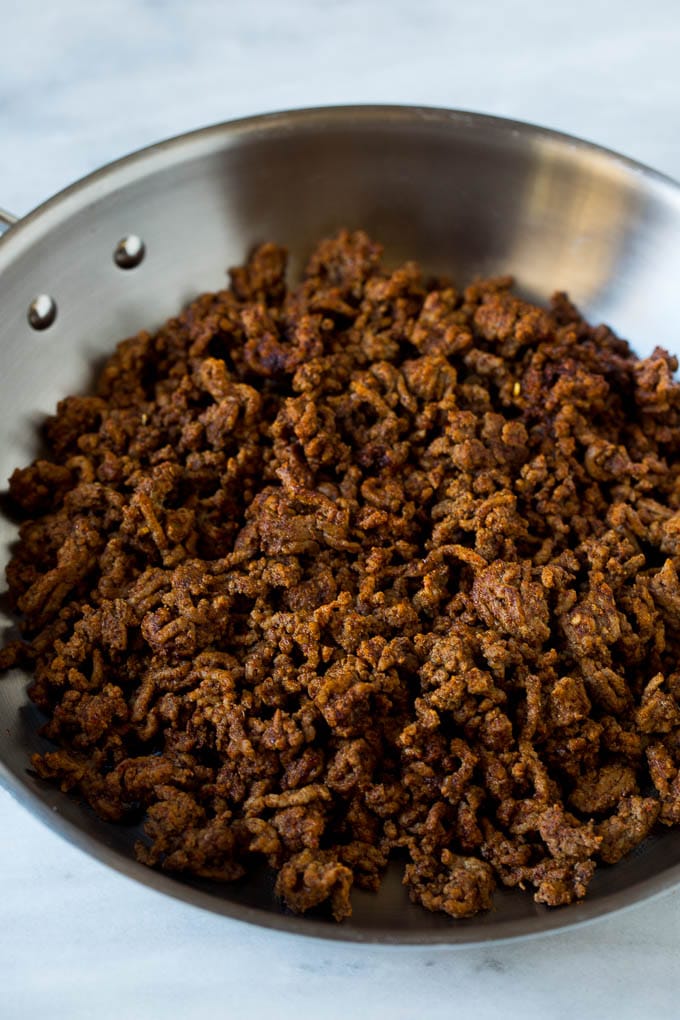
left=1, top=105, right=680, bottom=945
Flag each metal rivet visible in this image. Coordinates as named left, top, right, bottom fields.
left=27, top=294, right=57, bottom=330
left=114, top=234, right=146, bottom=269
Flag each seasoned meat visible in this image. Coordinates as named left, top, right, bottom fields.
left=275, top=849, right=353, bottom=921
left=404, top=850, right=495, bottom=918
left=4, top=229, right=680, bottom=923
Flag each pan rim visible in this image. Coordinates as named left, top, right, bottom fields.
left=1, top=104, right=679, bottom=253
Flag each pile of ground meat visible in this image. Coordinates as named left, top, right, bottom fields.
left=2, top=229, right=680, bottom=922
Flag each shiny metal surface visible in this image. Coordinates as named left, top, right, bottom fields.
left=26, top=293, right=58, bottom=330
left=1, top=106, right=680, bottom=945
left=0, top=208, right=18, bottom=234
left=113, top=234, right=146, bottom=270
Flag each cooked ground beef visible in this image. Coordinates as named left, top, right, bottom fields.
left=2, top=229, right=680, bottom=921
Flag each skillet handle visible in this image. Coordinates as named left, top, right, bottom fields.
left=0, top=208, right=18, bottom=235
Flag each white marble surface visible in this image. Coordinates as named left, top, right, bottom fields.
left=2, top=1, right=680, bottom=1017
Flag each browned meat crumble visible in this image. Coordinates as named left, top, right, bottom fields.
left=2, top=230, right=680, bottom=921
